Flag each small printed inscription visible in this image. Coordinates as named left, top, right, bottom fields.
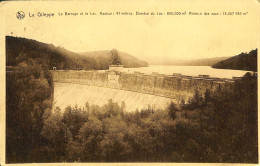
left=18, top=10, right=249, bottom=19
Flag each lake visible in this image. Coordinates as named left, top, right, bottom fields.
left=121, top=65, right=251, bottom=79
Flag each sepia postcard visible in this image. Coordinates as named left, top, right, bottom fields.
left=0, top=0, right=259, bottom=166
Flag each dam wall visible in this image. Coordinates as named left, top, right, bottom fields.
left=50, top=70, right=235, bottom=102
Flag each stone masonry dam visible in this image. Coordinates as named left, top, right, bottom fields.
left=51, top=69, right=236, bottom=104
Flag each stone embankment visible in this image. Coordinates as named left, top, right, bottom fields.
left=50, top=70, right=235, bottom=102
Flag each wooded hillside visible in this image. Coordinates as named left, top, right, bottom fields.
left=212, top=49, right=257, bottom=71
left=6, top=36, right=148, bottom=70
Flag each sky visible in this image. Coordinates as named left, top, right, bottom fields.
left=3, top=0, right=259, bottom=63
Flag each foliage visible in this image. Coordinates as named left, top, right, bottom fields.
left=6, top=36, right=148, bottom=70
left=6, top=66, right=54, bottom=163
left=38, top=72, right=257, bottom=163
left=5, top=35, right=147, bottom=163
left=212, top=49, right=257, bottom=71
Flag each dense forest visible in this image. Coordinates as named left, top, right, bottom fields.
left=38, top=72, right=257, bottom=163
left=6, top=36, right=148, bottom=70
left=212, top=49, right=257, bottom=71
left=6, top=61, right=54, bottom=162
left=5, top=36, right=147, bottom=163
left=7, top=71, right=258, bottom=163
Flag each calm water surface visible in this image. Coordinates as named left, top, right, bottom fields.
left=122, top=65, right=251, bottom=79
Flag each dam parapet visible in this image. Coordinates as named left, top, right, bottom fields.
left=50, top=69, right=237, bottom=102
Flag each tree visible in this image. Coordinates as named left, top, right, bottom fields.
left=41, top=107, right=64, bottom=143
left=180, top=98, right=186, bottom=109
left=78, top=116, right=103, bottom=161
left=204, top=89, right=211, bottom=104
left=99, top=115, right=132, bottom=162
left=167, top=101, right=178, bottom=120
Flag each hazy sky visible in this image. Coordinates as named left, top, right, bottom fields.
left=3, top=0, right=259, bottom=62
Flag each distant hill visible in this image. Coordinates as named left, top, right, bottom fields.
left=212, top=49, right=257, bottom=72
left=149, top=57, right=230, bottom=66
left=79, top=51, right=148, bottom=68
left=6, top=36, right=99, bottom=70
left=6, top=36, right=148, bottom=70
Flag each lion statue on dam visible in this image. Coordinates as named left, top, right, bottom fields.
left=110, top=49, right=122, bottom=65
